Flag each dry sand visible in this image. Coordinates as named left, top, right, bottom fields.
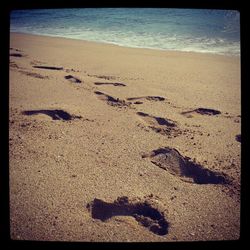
left=9, top=32, right=241, bottom=242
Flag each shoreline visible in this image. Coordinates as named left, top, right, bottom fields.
left=9, top=32, right=241, bottom=241
left=10, top=32, right=240, bottom=58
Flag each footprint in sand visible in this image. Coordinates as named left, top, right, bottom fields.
left=10, top=53, right=23, bottom=58
left=181, top=108, right=221, bottom=118
left=33, top=65, right=64, bottom=70
left=94, top=91, right=130, bottom=108
left=65, top=75, right=82, bottom=83
left=235, top=134, right=241, bottom=143
left=127, top=96, right=165, bottom=102
left=136, top=112, right=180, bottom=137
left=22, top=109, right=82, bottom=121
left=65, top=68, right=80, bottom=73
left=10, top=47, right=22, bottom=52
left=86, top=196, right=169, bottom=236
left=88, top=74, right=116, bottom=80
left=9, top=61, right=19, bottom=69
left=142, top=147, right=231, bottom=185
left=19, top=70, right=49, bottom=79
left=94, top=82, right=126, bottom=87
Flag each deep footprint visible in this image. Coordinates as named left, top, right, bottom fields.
left=94, top=82, right=126, bottom=87
left=195, top=108, right=221, bottom=115
left=94, top=91, right=129, bottom=107
left=142, top=147, right=230, bottom=185
left=181, top=108, right=221, bottom=117
left=65, top=75, right=81, bottom=83
left=33, top=65, right=63, bottom=70
left=22, top=109, right=81, bottom=121
left=127, top=96, right=165, bottom=102
left=86, top=196, right=169, bottom=236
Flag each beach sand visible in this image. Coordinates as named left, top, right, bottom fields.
left=9, top=32, right=241, bottom=242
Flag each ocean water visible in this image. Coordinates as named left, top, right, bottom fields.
left=10, top=8, right=240, bottom=56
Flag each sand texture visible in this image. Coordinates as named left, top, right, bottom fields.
left=9, top=33, right=241, bottom=242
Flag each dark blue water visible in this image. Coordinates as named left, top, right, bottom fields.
left=10, top=8, right=240, bottom=56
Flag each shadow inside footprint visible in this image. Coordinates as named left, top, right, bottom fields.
left=195, top=108, right=221, bottom=115
left=87, top=74, right=116, bottom=80
left=65, top=75, right=81, bottom=83
left=137, top=112, right=176, bottom=127
left=144, top=147, right=230, bottom=185
left=10, top=53, right=23, bottom=57
left=94, top=82, right=126, bottom=87
left=33, top=65, right=63, bottom=70
left=145, top=96, right=165, bottom=101
left=95, top=91, right=118, bottom=102
left=94, top=91, right=129, bottom=107
left=127, top=96, right=165, bottom=101
left=182, top=108, right=221, bottom=117
left=155, top=117, right=176, bottom=127
left=137, top=112, right=148, bottom=117
left=87, top=196, right=169, bottom=236
left=235, top=134, right=241, bottom=143
left=22, top=109, right=81, bottom=121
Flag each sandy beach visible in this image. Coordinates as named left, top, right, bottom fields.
left=9, top=32, right=241, bottom=242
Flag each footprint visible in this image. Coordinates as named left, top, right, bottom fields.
left=137, top=112, right=176, bottom=127
left=94, top=91, right=130, bottom=107
left=137, top=112, right=179, bottom=136
left=10, top=47, right=22, bottom=52
left=10, top=53, right=23, bottom=57
left=86, top=196, right=169, bottom=236
left=142, top=147, right=230, bottom=185
left=94, top=82, right=126, bottom=87
left=195, top=108, right=221, bottom=115
left=65, top=75, right=81, bottom=83
left=65, top=68, right=80, bottom=73
left=88, top=74, right=116, bottom=80
left=181, top=108, right=221, bottom=117
left=10, top=61, right=19, bottom=68
left=33, top=65, right=63, bottom=70
left=19, top=70, right=48, bottom=79
left=235, top=134, right=241, bottom=143
left=22, top=109, right=82, bottom=121
left=127, top=96, right=165, bottom=102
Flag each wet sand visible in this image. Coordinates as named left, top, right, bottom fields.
left=9, top=32, right=241, bottom=242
